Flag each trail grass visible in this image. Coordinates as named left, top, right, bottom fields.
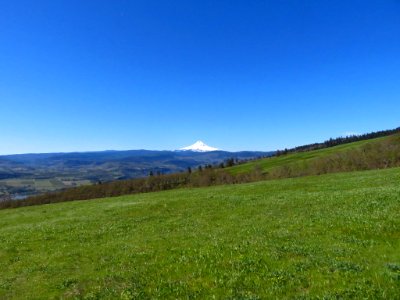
left=0, top=167, right=399, bottom=299
left=228, top=137, right=386, bottom=174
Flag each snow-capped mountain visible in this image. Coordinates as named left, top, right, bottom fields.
left=179, top=141, right=219, bottom=152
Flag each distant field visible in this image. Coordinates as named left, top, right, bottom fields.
left=0, top=178, right=92, bottom=199
left=228, top=137, right=386, bottom=174
left=0, top=167, right=399, bottom=298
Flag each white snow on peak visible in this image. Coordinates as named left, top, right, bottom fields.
left=179, top=141, right=219, bottom=152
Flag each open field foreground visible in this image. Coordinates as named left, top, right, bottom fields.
left=0, top=168, right=399, bottom=299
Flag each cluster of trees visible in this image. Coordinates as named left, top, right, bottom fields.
left=188, top=158, right=240, bottom=173
left=147, top=158, right=242, bottom=177
left=1, top=130, right=399, bottom=210
left=276, top=127, right=400, bottom=156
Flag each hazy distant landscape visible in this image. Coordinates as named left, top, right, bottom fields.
left=0, top=149, right=270, bottom=200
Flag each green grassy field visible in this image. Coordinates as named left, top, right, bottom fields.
left=0, top=167, right=399, bottom=299
left=228, top=137, right=386, bottom=175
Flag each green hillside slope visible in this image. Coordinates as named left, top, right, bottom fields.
left=1, top=168, right=399, bottom=299
left=228, top=136, right=388, bottom=174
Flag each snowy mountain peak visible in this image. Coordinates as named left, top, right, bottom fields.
left=179, top=141, right=219, bottom=152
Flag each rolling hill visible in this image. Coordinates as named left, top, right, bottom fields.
left=226, top=136, right=390, bottom=175
left=0, top=167, right=399, bottom=298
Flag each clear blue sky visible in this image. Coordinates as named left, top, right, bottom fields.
left=1, top=0, right=399, bottom=154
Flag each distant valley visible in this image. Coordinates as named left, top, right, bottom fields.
left=0, top=147, right=272, bottom=200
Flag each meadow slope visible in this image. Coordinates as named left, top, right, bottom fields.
left=0, top=168, right=399, bottom=298
left=227, top=137, right=387, bottom=175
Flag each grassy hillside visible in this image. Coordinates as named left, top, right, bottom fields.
left=1, top=167, right=399, bottom=299
left=228, top=136, right=387, bottom=174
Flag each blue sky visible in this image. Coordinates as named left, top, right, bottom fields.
left=1, top=0, right=399, bottom=154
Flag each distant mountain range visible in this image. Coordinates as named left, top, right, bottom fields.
left=0, top=144, right=273, bottom=199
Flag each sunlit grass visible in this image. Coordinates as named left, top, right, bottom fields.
left=0, top=167, right=399, bottom=298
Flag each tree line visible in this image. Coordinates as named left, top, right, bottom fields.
left=275, top=127, right=400, bottom=156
